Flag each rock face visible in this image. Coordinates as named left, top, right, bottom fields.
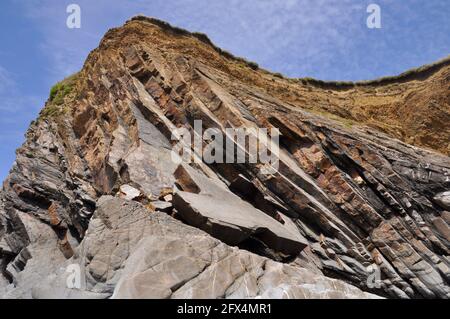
left=172, top=164, right=308, bottom=256
left=0, top=16, right=449, bottom=299
left=22, top=197, right=378, bottom=299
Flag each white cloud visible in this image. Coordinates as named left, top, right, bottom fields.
left=124, top=0, right=368, bottom=78
left=16, top=0, right=368, bottom=81
left=0, top=66, right=15, bottom=94
left=0, top=95, right=41, bottom=113
left=0, top=63, right=42, bottom=130
left=14, top=0, right=450, bottom=81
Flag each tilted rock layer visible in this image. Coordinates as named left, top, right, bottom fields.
left=1, top=16, right=449, bottom=299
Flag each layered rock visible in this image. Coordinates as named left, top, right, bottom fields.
left=0, top=16, right=449, bottom=299
left=172, top=164, right=308, bottom=256
left=21, top=197, right=376, bottom=299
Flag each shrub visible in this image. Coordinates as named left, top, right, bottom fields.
left=49, top=74, right=78, bottom=105
left=247, top=61, right=259, bottom=70
left=273, top=72, right=284, bottom=79
left=42, top=74, right=78, bottom=119
left=40, top=104, right=61, bottom=119
left=49, top=83, right=62, bottom=101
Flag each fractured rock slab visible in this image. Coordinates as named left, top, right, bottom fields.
left=119, top=184, right=142, bottom=201
left=172, top=164, right=308, bottom=255
left=434, top=191, right=450, bottom=210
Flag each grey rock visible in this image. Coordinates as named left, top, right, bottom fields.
left=26, top=197, right=378, bottom=299
left=151, top=200, right=173, bottom=213
left=119, top=184, right=142, bottom=201
left=92, top=197, right=381, bottom=299
left=434, top=191, right=450, bottom=210
left=172, top=164, right=308, bottom=255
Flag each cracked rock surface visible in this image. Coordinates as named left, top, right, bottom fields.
left=28, top=197, right=378, bottom=299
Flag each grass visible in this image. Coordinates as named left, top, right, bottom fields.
left=297, top=77, right=355, bottom=89
left=40, top=104, right=61, bottom=119
left=310, top=109, right=357, bottom=128
left=130, top=15, right=450, bottom=92
left=273, top=72, right=284, bottom=79
left=130, top=15, right=261, bottom=71
left=40, top=73, right=78, bottom=119
left=246, top=61, right=259, bottom=70
left=49, top=83, right=71, bottom=105
left=49, top=75, right=77, bottom=105
left=296, top=55, right=450, bottom=89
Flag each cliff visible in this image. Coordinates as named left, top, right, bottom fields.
left=0, top=16, right=449, bottom=299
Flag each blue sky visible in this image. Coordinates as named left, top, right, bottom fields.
left=0, top=0, right=449, bottom=182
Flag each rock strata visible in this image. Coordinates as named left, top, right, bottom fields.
left=0, top=16, right=449, bottom=299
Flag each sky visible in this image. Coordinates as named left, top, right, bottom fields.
left=0, top=0, right=449, bottom=182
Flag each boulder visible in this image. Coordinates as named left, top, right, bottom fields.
left=172, top=164, right=308, bottom=255
left=119, top=184, right=142, bottom=201
left=434, top=191, right=450, bottom=210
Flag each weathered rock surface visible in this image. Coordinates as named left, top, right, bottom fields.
left=0, top=16, right=449, bottom=299
left=172, top=164, right=308, bottom=256
left=24, top=197, right=378, bottom=299
left=434, top=191, right=450, bottom=210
